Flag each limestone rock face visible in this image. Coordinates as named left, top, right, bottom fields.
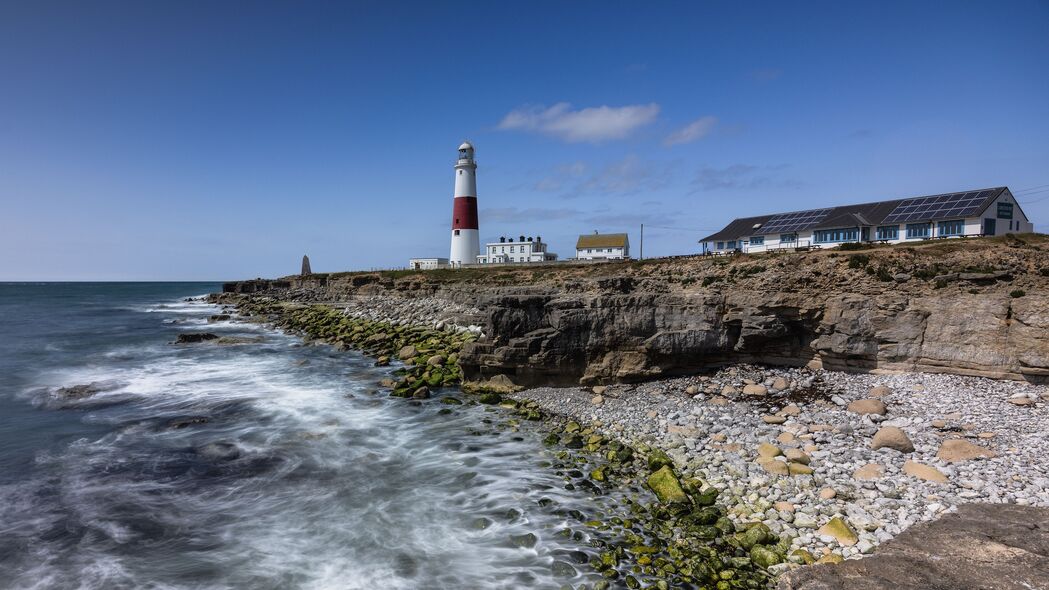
left=457, top=284, right=1049, bottom=386
left=777, top=503, right=1049, bottom=590
left=301, top=255, right=312, bottom=276
left=224, top=241, right=1049, bottom=386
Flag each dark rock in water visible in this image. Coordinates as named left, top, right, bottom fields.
left=301, top=254, right=312, bottom=276
left=207, top=314, right=231, bottom=323
left=551, top=561, right=577, bottom=578
left=509, top=532, right=537, bottom=548
left=413, top=386, right=430, bottom=399
left=168, top=416, right=210, bottom=429
left=54, top=383, right=106, bottom=400
left=196, top=442, right=241, bottom=461
left=214, top=336, right=263, bottom=345
left=777, top=503, right=1049, bottom=590
left=175, top=332, right=219, bottom=344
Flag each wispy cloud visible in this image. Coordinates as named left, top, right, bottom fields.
left=497, top=102, right=660, bottom=143
left=663, top=116, right=718, bottom=146
left=480, top=206, right=583, bottom=223
left=691, top=164, right=802, bottom=192
left=531, top=156, right=676, bottom=198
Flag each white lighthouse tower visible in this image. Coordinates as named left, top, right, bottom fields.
left=449, top=141, right=480, bottom=267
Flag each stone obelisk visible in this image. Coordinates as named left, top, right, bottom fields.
left=301, top=255, right=312, bottom=276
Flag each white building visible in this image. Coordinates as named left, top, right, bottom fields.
left=575, top=232, right=630, bottom=260
left=476, top=235, right=557, bottom=264
left=449, top=141, right=480, bottom=267
left=699, top=186, right=1034, bottom=254
left=408, top=257, right=448, bottom=270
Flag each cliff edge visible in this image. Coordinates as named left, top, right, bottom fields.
left=223, top=234, right=1049, bottom=385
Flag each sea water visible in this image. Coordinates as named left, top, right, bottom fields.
left=0, top=283, right=609, bottom=589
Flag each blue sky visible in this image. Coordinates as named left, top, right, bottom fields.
left=1, top=1, right=1047, bottom=280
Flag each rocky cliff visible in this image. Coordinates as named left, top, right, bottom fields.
left=223, top=235, right=1049, bottom=385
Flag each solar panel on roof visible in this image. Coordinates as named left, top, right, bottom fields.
left=759, top=208, right=832, bottom=233
left=882, top=191, right=991, bottom=224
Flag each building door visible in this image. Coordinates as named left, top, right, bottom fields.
left=983, top=218, right=996, bottom=236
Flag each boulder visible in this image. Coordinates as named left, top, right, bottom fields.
left=175, top=332, right=218, bottom=344
left=426, top=354, right=446, bottom=366
left=847, top=398, right=887, bottom=415
left=853, top=463, right=884, bottom=480
left=757, top=443, right=783, bottom=458
left=760, top=459, right=790, bottom=475
left=784, top=448, right=810, bottom=465
left=592, top=385, right=607, bottom=395
left=788, top=463, right=814, bottom=476
left=413, top=386, right=430, bottom=399
left=751, top=545, right=783, bottom=568
left=648, top=449, right=674, bottom=472
left=743, top=384, right=768, bottom=396
left=776, top=503, right=1049, bottom=590
left=590, top=395, right=605, bottom=406
left=872, top=426, right=915, bottom=453
left=902, top=460, right=948, bottom=483
left=817, top=517, right=858, bottom=546
left=771, top=376, right=790, bottom=391
left=646, top=466, right=689, bottom=505
left=54, top=383, right=106, bottom=400
left=763, top=415, right=787, bottom=424
left=397, top=345, right=417, bottom=360
left=937, top=439, right=997, bottom=462
left=870, top=384, right=893, bottom=397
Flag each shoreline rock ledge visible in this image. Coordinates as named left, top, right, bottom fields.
left=776, top=503, right=1049, bottom=590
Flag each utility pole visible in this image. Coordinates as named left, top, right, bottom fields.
left=639, top=224, right=644, bottom=260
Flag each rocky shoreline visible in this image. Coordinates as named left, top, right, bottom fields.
left=509, top=365, right=1049, bottom=572
left=206, top=289, right=1049, bottom=588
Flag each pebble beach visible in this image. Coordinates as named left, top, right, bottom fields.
left=511, top=365, right=1049, bottom=571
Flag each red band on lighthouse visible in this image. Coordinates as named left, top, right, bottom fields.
left=451, top=196, right=478, bottom=230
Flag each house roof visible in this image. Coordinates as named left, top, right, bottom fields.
left=699, top=187, right=1008, bottom=243
left=576, top=233, right=629, bottom=249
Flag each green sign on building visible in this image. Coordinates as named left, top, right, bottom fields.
left=997, top=202, right=1013, bottom=219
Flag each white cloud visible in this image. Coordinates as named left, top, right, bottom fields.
left=497, top=102, right=660, bottom=143
left=663, top=116, right=718, bottom=146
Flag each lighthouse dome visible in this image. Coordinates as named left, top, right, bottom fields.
left=458, top=141, right=474, bottom=151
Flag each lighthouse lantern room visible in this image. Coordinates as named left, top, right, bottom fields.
left=449, top=141, right=480, bottom=267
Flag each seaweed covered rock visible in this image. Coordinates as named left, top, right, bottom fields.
left=647, top=466, right=689, bottom=505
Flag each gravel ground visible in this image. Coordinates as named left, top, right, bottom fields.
left=331, top=295, right=484, bottom=334
left=510, top=365, right=1049, bottom=570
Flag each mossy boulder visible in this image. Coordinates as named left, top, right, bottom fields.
left=817, top=516, right=858, bottom=546
left=647, top=449, right=674, bottom=472
left=749, top=545, right=783, bottom=568
left=790, top=548, right=816, bottom=565
left=692, top=485, right=719, bottom=507
left=478, top=392, right=502, bottom=405
left=646, top=466, right=689, bottom=505
left=739, top=523, right=775, bottom=550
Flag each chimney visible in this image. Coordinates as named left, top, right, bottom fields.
left=519, top=235, right=525, bottom=243
left=500, top=236, right=506, bottom=243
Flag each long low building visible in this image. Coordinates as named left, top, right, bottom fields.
left=699, top=186, right=1033, bottom=254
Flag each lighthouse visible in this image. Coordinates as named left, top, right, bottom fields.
left=449, top=141, right=480, bottom=267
